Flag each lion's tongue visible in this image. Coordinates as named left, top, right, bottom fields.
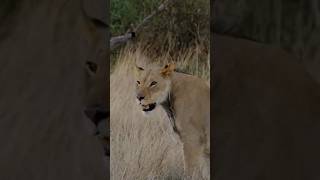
left=142, top=103, right=156, bottom=111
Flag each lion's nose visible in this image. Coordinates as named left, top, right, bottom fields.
left=137, top=95, right=145, bottom=101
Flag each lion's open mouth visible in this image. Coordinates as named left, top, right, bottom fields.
left=142, top=103, right=156, bottom=112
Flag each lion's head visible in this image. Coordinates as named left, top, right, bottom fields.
left=134, top=61, right=175, bottom=114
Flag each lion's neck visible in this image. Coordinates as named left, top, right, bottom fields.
left=160, top=91, right=180, bottom=136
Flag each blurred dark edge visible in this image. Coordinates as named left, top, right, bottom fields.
left=210, top=0, right=214, bottom=179
left=0, top=0, right=110, bottom=179
left=211, top=0, right=320, bottom=180
left=213, top=0, right=320, bottom=84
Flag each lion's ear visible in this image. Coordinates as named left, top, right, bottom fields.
left=133, top=64, right=144, bottom=77
left=160, top=63, right=175, bottom=77
left=134, top=59, right=144, bottom=71
left=135, top=65, right=144, bottom=71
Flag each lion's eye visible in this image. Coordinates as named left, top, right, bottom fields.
left=150, top=81, right=157, bottom=87
left=86, top=61, right=98, bottom=74
left=136, top=66, right=144, bottom=71
left=137, top=81, right=140, bottom=85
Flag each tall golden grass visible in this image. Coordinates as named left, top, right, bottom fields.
left=110, top=43, right=209, bottom=180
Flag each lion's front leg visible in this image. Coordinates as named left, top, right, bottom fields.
left=174, top=100, right=210, bottom=179
left=181, top=133, right=206, bottom=179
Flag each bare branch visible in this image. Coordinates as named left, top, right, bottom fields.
left=110, top=32, right=135, bottom=51
left=110, top=0, right=175, bottom=50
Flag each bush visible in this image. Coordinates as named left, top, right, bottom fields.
left=111, top=0, right=160, bottom=35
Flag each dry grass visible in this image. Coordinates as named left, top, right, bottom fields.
left=110, top=44, right=209, bottom=180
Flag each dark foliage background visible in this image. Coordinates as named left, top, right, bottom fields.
left=111, top=0, right=209, bottom=52
left=214, top=0, right=320, bottom=83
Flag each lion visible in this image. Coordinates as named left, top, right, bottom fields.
left=134, top=59, right=210, bottom=178
left=84, top=54, right=109, bottom=157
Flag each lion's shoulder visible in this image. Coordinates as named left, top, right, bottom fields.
left=171, top=72, right=210, bottom=101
